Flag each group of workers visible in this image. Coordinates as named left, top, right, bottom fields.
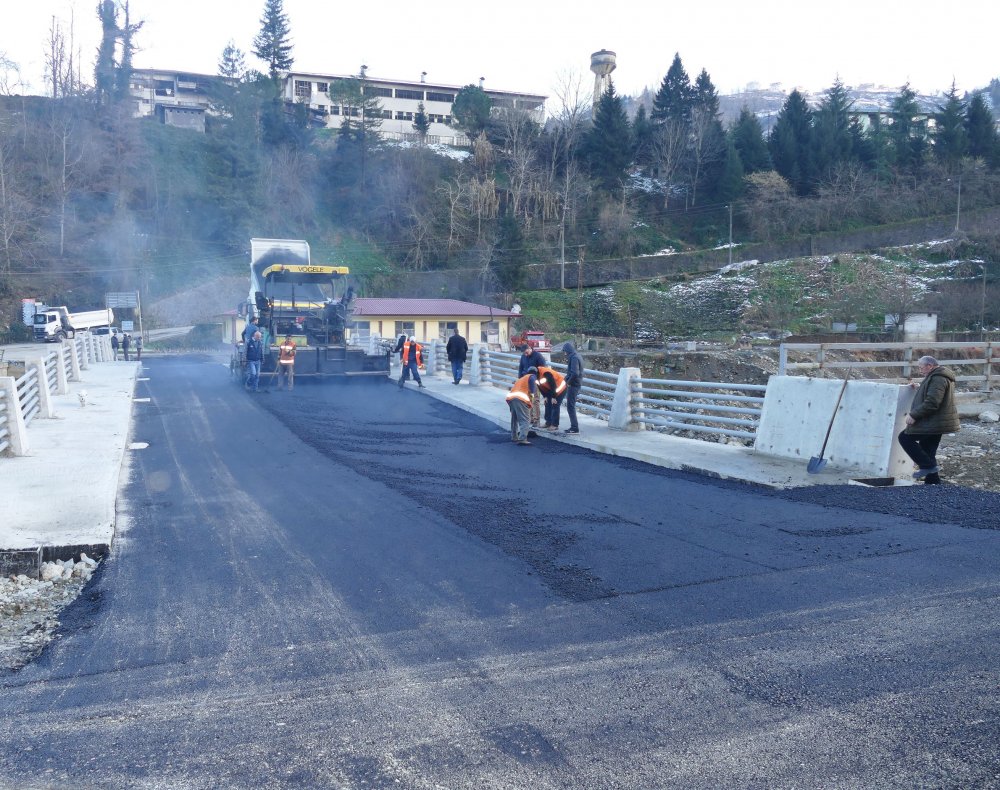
left=110, top=331, right=141, bottom=361
left=506, top=342, right=583, bottom=445
left=241, top=316, right=296, bottom=392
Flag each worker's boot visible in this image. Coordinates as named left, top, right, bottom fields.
left=398, top=375, right=405, bottom=388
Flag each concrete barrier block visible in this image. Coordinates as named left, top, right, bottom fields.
left=755, top=376, right=906, bottom=477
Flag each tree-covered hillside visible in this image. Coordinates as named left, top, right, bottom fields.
left=2, top=0, right=1000, bottom=339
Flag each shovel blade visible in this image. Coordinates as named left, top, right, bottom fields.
left=807, top=456, right=827, bottom=474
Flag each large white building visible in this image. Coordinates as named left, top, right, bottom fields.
left=283, top=70, right=546, bottom=146
left=128, top=67, right=547, bottom=143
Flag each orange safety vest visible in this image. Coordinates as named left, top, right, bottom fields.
left=536, top=366, right=567, bottom=396
left=279, top=340, right=296, bottom=365
left=400, top=340, right=423, bottom=367
left=506, top=373, right=536, bottom=405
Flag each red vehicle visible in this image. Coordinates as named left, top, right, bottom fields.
left=510, top=330, right=551, bottom=353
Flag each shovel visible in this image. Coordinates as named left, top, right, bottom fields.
left=807, top=367, right=852, bottom=474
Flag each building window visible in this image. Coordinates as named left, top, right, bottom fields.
left=395, top=321, right=415, bottom=338
left=395, top=111, right=413, bottom=121
left=316, top=82, right=329, bottom=93
left=364, top=85, right=393, bottom=98
left=439, top=321, right=458, bottom=340
left=330, top=106, right=340, bottom=116
left=294, top=80, right=311, bottom=98
left=395, top=88, right=424, bottom=101
left=352, top=321, right=371, bottom=341
left=481, top=321, right=499, bottom=343
left=382, top=109, right=393, bottom=118
left=426, top=91, right=455, bottom=103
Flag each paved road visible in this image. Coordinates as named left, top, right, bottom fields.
left=2, top=355, right=999, bottom=788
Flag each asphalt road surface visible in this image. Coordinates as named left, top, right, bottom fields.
left=2, top=355, right=999, bottom=789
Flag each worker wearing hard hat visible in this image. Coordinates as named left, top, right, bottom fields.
left=506, top=366, right=539, bottom=445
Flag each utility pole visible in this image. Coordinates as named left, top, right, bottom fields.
left=981, top=262, right=987, bottom=341
left=955, top=173, right=962, bottom=232
left=727, top=203, right=733, bottom=267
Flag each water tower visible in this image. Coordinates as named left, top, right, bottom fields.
left=590, top=49, right=617, bottom=105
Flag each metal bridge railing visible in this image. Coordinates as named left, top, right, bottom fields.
left=631, top=378, right=766, bottom=440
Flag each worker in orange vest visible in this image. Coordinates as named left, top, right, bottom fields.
left=277, top=333, right=296, bottom=390
left=506, top=367, right=539, bottom=445
left=537, top=365, right=567, bottom=431
left=398, top=336, right=425, bottom=389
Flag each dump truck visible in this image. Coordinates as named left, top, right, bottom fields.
left=238, top=238, right=390, bottom=381
left=32, top=306, right=114, bottom=342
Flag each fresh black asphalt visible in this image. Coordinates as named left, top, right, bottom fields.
left=1, top=354, right=999, bottom=788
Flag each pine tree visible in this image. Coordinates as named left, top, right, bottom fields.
left=631, top=104, right=653, bottom=165
left=932, top=81, right=967, bottom=165
left=94, top=0, right=117, bottom=105
left=218, top=41, right=246, bottom=80
left=688, top=69, right=726, bottom=205
left=730, top=107, right=771, bottom=174
left=716, top=138, right=745, bottom=202
left=252, top=0, right=293, bottom=82
left=451, top=85, right=492, bottom=138
left=583, top=81, right=633, bottom=194
left=812, top=78, right=855, bottom=181
left=412, top=102, right=430, bottom=142
left=768, top=90, right=814, bottom=195
left=651, top=53, right=693, bottom=124
left=888, top=83, right=926, bottom=171
left=965, top=92, right=999, bottom=164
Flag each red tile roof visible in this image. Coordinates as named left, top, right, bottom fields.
left=352, top=298, right=517, bottom=317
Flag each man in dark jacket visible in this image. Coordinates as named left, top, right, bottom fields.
left=898, top=356, right=960, bottom=483
left=244, top=331, right=264, bottom=392
left=110, top=332, right=120, bottom=360
left=446, top=329, right=469, bottom=385
left=517, top=344, right=546, bottom=427
left=560, top=341, right=584, bottom=434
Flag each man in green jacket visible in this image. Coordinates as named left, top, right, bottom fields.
left=898, top=356, right=961, bottom=484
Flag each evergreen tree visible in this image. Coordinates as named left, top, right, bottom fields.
left=768, top=90, right=814, bottom=195
left=451, top=85, right=492, bottom=138
left=716, top=138, right=745, bottom=202
left=631, top=104, right=653, bottom=165
left=252, top=0, right=293, bottom=82
left=812, top=78, right=855, bottom=180
left=583, top=82, right=632, bottom=194
left=412, top=102, right=430, bottom=142
left=113, top=2, right=142, bottom=104
left=218, top=41, right=246, bottom=80
left=888, top=83, right=927, bottom=171
left=730, top=107, right=771, bottom=174
left=932, top=81, right=967, bottom=165
left=692, top=68, right=720, bottom=117
left=651, top=53, right=693, bottom=124
left=329, top=76, right=383, bottom=183
left=965, top=92, right=999, bottom=165
left=688, top=69, right=726, bottom=205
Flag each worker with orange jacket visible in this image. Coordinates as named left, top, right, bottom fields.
left=398, top=336, right=425, bottom=389
left=277, top=333, right=296, bottom=391
left=506, top=367, right=539, bottom=445
left=537, top=365, right=567, bottom=431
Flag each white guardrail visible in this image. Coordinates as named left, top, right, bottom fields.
left=0, top=332, right=113, bottom=456
left=415, top=342, right=766, bottom=443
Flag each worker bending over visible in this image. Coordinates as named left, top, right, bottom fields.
left=506, top=367, right=539, bottom=445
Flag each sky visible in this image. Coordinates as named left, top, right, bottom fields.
left=3, top=0, right=999, bottom=104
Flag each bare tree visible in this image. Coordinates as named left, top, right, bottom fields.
left=686, top=106, right=725, bottom=208
left=436, top=178, right=470, bottom=255
left=495, top=107, right=539, bottom=222
left=0, top=54, right=23, bottom=96
left=0, top=126, right=32, bottom=286
left=548, top=71, right=590, bottom=274
left=648, top=119, right=687, bottom=208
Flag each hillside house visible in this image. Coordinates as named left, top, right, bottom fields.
left=348, top=298, right=518, bottom=348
